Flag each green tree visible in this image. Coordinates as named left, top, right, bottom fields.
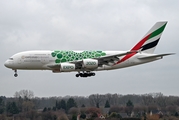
left=67, top=98, right=77, bottom=110
left=126, top=100, right=134, bottom=107
left=80, top=113, right=86, bottom=119
left=60, top=99, right=67, bottom=111
left=6, top=102, right=19, bottom=114
left=125, top=100, right=134, bottom=115
left=48, top=107, right=51, bottom=111
left=104, top=100, right=110, bottom=108
left=55, top=100, right=58, bottom=107
left=55, top=100, right=61, bottom=110
left=0, top=97, right=5, bottom=114
left=16, top=96, right=23, bottom=112
left=43, top=107, right=47, bottom=112
left=175, top=112, right=179, bottom=117
left=81, top=104, right=85, bottom=107
left=72, top=114, right=77, bottom=120
left=109, top=112, right=122, bottom=119
left=52, top=106, right=56, bottom=111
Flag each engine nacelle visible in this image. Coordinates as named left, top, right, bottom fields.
left=83, top=59, right=98, bottom=69
left=60, top=63, right=75, bottom=72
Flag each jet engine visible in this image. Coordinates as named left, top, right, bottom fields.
left=83, top=59, right=98, bottom=69
left=60, top=63, right=75, bottom=72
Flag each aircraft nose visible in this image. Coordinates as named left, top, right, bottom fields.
left=4, top=60, right=10, bottom=68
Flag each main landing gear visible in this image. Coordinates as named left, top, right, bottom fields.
left=76, top=72, right=95, bottom=78
left=14, top=69, right=18, bottom=77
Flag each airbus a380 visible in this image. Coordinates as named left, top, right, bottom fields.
left=4, top=21, right=174, bottom=78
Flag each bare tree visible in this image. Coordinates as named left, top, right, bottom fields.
left=22, top=101, right=35, bottom=112
left=109, top=105, right=124, bottom=113
left=112, top=94, right=120, bottom=105
left=166, top=105, right=177, bottom=114
left=89, top=94, right=105, bottom=108
left=86, top=107, right=101, bottom=118
left=105, top=93, right=113, bottom=104
left=148, top=105, right=158, bottom=112
left=68, top=107, right=79, bottom=115
left=141, top=94, right=154, bottom=106
left=154, top=95, right=167, bottom=107
left=14, top=90, right=34, bottom=100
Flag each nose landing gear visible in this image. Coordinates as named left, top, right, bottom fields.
left=14, top=70, right=18, bottom=77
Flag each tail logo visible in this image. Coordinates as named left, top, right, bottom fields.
left=116, top=22, right=167, bottom=65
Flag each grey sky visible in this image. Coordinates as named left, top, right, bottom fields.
left=0, top=0, right=178, bottom=97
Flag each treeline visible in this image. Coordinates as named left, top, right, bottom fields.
left=0, top=90, right=179, bottom=120
left=34, top=92, right=179, bottom=109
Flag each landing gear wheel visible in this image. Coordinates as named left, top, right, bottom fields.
left=14, top=70, right=18, bottom=77
left=83, top=73, right=88, bottom=77
left=92, top=73, right=95, bottom=76
left=14, top=73, right=18, bottom=77
left=76, top=74, right=79, bottom=77
left=76, top=72, right=96, bottom=78
left=79, top=73, right=83, bottom=77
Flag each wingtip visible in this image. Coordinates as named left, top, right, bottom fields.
left=169, top=53, right=176, bottom=55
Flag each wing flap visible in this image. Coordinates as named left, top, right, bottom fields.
left=100, top=51, right=136, bottom=59
left=92, top=51, right=137, bottom=66
left=138, top=53, right=175, bottom=59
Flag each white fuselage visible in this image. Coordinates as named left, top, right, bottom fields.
left=4, top=50, right=161, bottom=72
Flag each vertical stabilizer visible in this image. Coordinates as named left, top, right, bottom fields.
left=131, top=21, right=167, bottom=53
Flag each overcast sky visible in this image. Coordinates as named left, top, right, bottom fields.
left=0, top=0, right=179, bottom=97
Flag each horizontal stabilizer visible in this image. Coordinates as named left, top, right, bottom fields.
left=138, top=53, right=175, bottom=59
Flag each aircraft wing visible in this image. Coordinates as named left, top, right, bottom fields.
left=138, top=53, right=175, bottom=59
left=95, top=51, right=135, bottom=66
left=47, top=51, right=136, bottom=70
left=71, top=51, right=136, bottom=69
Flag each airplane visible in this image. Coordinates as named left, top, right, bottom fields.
left=4, top=21, right=174, bottom=78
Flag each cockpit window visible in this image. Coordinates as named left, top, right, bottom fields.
left=9, top=58, right=13, bottom=60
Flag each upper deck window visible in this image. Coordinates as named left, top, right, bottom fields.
left=9, top=58, right=13, bottom=60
